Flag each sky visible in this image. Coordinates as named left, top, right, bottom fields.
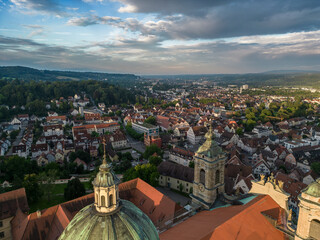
left=0, top=0, right=320, bottom=74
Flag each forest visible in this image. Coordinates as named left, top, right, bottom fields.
left=0, top=79, right=136, bottom=120
left=0, top=66, right=139, bottom=87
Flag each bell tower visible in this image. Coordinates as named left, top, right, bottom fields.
left=191, top=126, right=226, bottom=209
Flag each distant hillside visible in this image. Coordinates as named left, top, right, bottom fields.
left=145, top=72, right=320, bottom=88
left=0, top=66, right=140, bottom=87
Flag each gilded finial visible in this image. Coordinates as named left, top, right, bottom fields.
left=102, top=138, right=107, bottom=165
left=99, top=137, right=109, bottom=171
left=205, top=125, right=213, bottom=140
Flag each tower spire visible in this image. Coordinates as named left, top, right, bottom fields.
left=103, top=137, right=107, bottom=165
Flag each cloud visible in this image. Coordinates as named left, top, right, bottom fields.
left=67, top=15, right=122, bottom=26
left=1, top=30, right=319, bottom=74
left=68, top=0, right=320, bottom=41
left=66, top=7, right=79, bottom=11
left=115, top=0, right=231, bottom=15
left=10, top=0, right=66, bottom=16
left=22, top=24, right=45, bottom=37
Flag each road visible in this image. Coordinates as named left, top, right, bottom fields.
left=6, top=124, right=26, bottom=156
left=87, top=94, right=104, bottom=114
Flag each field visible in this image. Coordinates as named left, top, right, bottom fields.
left=29, top=182, right=93, bottom=213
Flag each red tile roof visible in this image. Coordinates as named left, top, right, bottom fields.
left=160, top=195, right=287, bottom=240
left=12, top=178, right=180, bottom=240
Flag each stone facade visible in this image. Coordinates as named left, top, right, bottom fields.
left=192, top=153, right=226, bottom=208
left=295, top=180, right=320, bottom=240
left=191, top=126, right=226, bottom=209
left=249, top=174, right=290, bottom=212
left=0, top=217, right=13, bottom=240
left=159, top=175, right=192, bottom=194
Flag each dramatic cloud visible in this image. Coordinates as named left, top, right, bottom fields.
left=1, top=30, right=319, bottom=74
left=70, top=1, right=320, bottom=41
left=115, top=0, right=232, bottom=15
left=2, top=0, right=320, bottom=73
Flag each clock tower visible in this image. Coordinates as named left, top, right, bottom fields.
left=190, top=126, right=227, bottom=209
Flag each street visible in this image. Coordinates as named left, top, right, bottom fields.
left=6, top=124, right=26, bottom=156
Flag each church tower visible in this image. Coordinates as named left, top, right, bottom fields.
left=191, top=126, right=227, bottom=209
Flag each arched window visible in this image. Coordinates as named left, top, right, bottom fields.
left=101, top=196, right=106, bottom=207
left=200, top=169, right=205, bottom=185
left=215, top=170, right=220, bottom=185
left=109, top=194, right=113, bottom=207
left=310, top=219, right=320, bottom=239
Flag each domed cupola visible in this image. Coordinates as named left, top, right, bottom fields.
left=58, top=139, right=159, bottom=240
left=92, top=141, right=120, bottom=213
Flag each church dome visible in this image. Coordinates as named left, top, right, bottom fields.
left=59, top=139, right=159, bottom=240
left=92, top=161, right=119, bottom=188
left=196, top=126, right=224, bottom=158
left=58, top=200, right=159, bottom=240
left=304, top=178, right=320, bottom=197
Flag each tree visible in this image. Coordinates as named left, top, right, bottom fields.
left=115, top=110, right=122, bottom=116
left=69, top=150, right=91, bottom=163
left=23, top=174, right=42, bottom=204
left=236, top=127, right=243, bottom=136
left=113, top=159, right=132, bottom=174
left=144, top=116, right=156, bottom=125
left=123, top=163, right=159, bottom=186
left=311, top=162, right=320, bottom=175
left=179, top=183, right=183, bottom=192
left=150, top=171, right=160, bottom=187
left=91, top=131, right=99, bottom=138
left=143, top=144, right=162, bottom=159
left=148, top=155, right=162, bottom=166
left=189, top=161, right=194, bottom=168
left=64, top=178, right=86, bottom=201
left=10, top=130, right=19, bottom=140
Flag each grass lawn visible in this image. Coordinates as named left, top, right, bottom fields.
left=29, top=182, right=92, bottom=213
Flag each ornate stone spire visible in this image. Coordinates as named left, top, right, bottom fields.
left=92, top=138, right=119, bottom=213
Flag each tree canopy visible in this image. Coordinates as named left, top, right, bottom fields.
left=64, top=178, right=86, bottom=201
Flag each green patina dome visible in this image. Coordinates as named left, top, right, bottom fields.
left=58, top=200, right=159, bottom=240
left=92, top=162, right=119, bottom=188
left=304, top=178, right=320, bottom=197
left=196, top=126, right=224, bottom=158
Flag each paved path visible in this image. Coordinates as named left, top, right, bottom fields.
left=126, top=134, right=146, bottom=153
left=156, top=187, right=191, bottom=206
left=6, top=125, right=26, bottom=156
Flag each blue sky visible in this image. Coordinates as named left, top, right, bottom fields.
left=0, top=0, right=320, bottom=74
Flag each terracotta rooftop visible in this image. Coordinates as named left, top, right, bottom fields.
left=0, top=188, right=29, bottom=220
left=160, top=195, right=287, bottom=240
left=9, top=178, right=180, bottom=240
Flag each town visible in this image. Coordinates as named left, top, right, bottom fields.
left=1, top=78, right=320, bottom=239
